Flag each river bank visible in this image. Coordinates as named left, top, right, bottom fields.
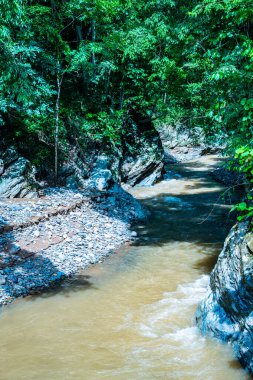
left=0, top=185, right=146, bottom=306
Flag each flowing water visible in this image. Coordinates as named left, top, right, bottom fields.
left=0, top=155, right=250, bottom=380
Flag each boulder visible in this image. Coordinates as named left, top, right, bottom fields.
left=196, top=222, right=253, bottom=374
left=121, top=153, right=164, bottom=187
left=85, top=155, right=113, bottom=191
left=60, top=147, right=91, bottom=189
left=88, top=169, right=112, bottom=191
left=61, top=147, right=120, bottom=191
left=0, top=149, right=38, bottom=198
left=137, top=163, right=164, bottom=187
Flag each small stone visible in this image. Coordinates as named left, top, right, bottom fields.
left=74, top=193, right=82, bottom=199
left=0, top=275, right=6, bottom=285
left=131, top=231, right=138, bottom=237
left=9, top=275, right=18, bottom=284
left=9, top=243, right=21, bottom=255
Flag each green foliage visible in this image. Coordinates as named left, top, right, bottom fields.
left=231, top=146, right=253, bottom=222
left=235, top=147, right=253, bottom=182
left=81, top=111, right=124, bottom=148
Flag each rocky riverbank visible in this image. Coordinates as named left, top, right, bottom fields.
left=0, top=185, right=146, bottom=306
left=196, top=222, right=253, bottom=374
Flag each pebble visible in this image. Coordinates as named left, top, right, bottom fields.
left=9, top=243, right=21, bottom=255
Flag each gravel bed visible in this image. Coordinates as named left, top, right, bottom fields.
left=0, top=186, right=146, bottom=306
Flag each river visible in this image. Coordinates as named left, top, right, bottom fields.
left=0, top=155, right=250, bottom=380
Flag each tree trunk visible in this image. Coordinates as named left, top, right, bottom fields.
left=76, top=24, right=83, bottom=43
left=55, top=67, right=63, bottom=184
left=91, top=19, right=96, bottom=65
left=120, top=86, right=124, bottom=109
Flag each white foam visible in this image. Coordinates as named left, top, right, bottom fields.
left=137, top=275, right=210, bottom=340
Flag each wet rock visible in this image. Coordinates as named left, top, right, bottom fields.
left=109, top=183, right=148, bottom=220
left=211, top=164, right=244, bottom=187
left=197, top=222, right=253, bottom=374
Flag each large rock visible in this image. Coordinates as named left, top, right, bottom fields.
left=121, top=152, right=164, bottom=187
left=121, top=121, right=164, bottom=187
left=0, top=148, right=38, bottom=198
left=137, top=163, right=164, bottom=187
left=196, top=222, right=253, bottom=374
left=86, top=155, right=113, bottom=191
left=60, top=146, right=93, bottom=189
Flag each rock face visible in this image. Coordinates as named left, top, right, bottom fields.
left=196, top=222, right=253, bottom=374
left=158, top=124, right=205, bottom=149
left=0, top=147, right=38, bottom=198
left=157, top=123, right=206, bottom=162
left=62, top=121, right=164, bottom=189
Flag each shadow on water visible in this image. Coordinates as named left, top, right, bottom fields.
left=130, top=156, right=243, bottom=248
left=132, top=189, right=236, bottom=247
left=28, top=273, right=97, bottom=301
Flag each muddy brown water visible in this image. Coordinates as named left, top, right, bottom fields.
left=0, top=156, right=250, bottom=380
